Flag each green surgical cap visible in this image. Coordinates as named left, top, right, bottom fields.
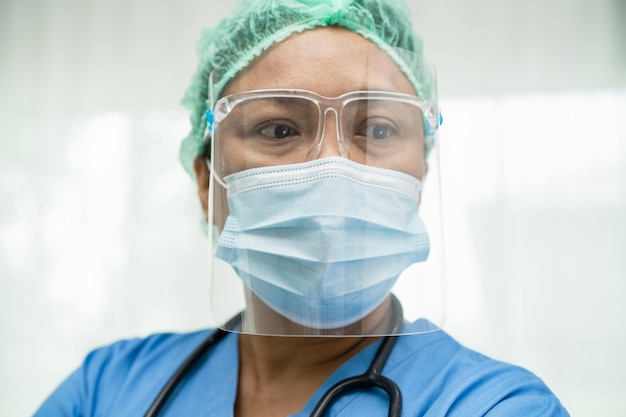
left=180, top=0, right=435, bottom=178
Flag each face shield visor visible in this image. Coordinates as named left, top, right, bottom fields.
left=204, top=44, right=445, bottom=337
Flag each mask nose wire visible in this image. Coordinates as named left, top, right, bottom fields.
left=315, top=106, right=347, bottom=160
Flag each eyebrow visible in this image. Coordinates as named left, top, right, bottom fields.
left=267, top=96, right=314, bottom=107
left=246, top=96, right=318, bottom=114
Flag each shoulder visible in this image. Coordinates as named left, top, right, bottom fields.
left=34, top=329, right=214, bottom=417
left=82, top=329, right=212, bottom=372
left=389, top=328, right=570, bottom=416
left=75, top=329, right=213, bottom=391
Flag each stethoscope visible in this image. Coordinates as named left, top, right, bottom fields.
left=144, top=296, right=404, bottom=417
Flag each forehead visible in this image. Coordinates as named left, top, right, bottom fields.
left=223, top=26, right=415, bottom=97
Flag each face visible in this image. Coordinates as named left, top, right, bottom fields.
left=194, top=27, right=433, bottom=335
left=194, top=27, right=428, bottom=218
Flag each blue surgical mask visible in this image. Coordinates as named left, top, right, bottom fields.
left=215, top=157, right=430, bottom=329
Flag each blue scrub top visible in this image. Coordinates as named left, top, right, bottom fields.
left=34, top=322, right=569, bottom=416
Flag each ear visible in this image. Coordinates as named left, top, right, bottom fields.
left=193, top=155, right=210, bottom=219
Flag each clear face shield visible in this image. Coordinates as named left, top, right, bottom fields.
left=205, top=45, right=445, bottom=337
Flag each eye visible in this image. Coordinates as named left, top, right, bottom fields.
left=366, top=124, right=391, bottom=140
left=259, top=121, right=298, bottom=140
left=358, top=122, right=397, bottom=140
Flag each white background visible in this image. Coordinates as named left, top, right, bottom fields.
left=1, top=0, right=625, bottom=416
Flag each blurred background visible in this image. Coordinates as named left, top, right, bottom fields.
left=1, top=0, right=624, bottom=415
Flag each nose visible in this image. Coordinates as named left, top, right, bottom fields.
left=315, top=108, right=345, bottom=159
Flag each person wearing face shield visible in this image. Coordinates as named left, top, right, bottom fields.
left=34, top=0, right=570, bottom=416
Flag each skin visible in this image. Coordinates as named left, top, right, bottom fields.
left=193, top=26, right=427, bottom=417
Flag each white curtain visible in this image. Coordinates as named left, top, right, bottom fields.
left=1, top=1, right=624, bottom=416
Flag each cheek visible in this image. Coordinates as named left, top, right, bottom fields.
left=215, top=132, right=268, bottom=179
left=388, top=146, right=427, bottom=180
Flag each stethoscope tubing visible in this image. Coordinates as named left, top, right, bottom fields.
left=145, top=298, right=404, bottom=417
left=309, top=333, right=401, bottom=417
left=143, top=315, right=239, bottom=417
